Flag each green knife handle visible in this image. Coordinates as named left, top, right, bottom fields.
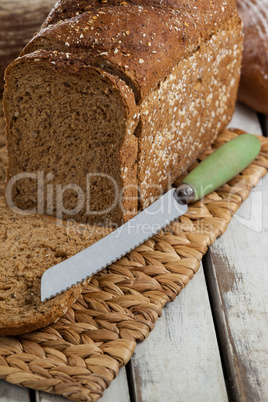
left=174, top=134, right=261, bottom=204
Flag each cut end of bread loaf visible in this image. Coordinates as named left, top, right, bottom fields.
left=4, top=53, right=139, bottom=226
left=0, top=198, right=112, bottom=336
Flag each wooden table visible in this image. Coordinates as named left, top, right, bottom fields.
left=0, top=103, right=267, bottom=402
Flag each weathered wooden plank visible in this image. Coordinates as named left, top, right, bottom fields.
left=130, top=265, right=228, bottom=402
left=204, top=177, right=268, bottom=401
left=37, top=392, right=67, bottom=402
left=100, top=367, right=130, bottom=402
left=0, top=380, right=30, bottom=401
left=36, top=366, right=130, bottom=402
left=205, top=107, right=268, bottom=401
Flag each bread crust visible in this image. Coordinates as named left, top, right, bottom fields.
left=21, top=1, right=239, bottom=102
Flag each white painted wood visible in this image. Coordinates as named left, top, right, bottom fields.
left=0, top=380, right=30, bottom=401
left=206, top=173, right=268, bottom=401
left=228, top=103, right=262, bottom=135
left=100, top=366, right=130, bottom=402
left=36, top=366, right=130, bottom=402
left=37, top=392, right=68, bottom=402
left=206, top=107, right=268, bottom=400
left=130, top=265, right=228, bottom=402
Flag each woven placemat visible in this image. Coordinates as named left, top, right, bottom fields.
left=0, top=128, right=268, bottom=401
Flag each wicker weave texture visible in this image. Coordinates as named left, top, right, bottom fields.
left=0, top=129, right=267, bottom=401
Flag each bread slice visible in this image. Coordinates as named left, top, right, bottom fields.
left=4, top=1, right=243, bottom=227
left=0, top=197, right=112, bottom=336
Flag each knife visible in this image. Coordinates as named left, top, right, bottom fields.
left=41, top=134, right=261, bottom=301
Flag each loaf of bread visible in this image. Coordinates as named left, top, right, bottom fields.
left=4, top=0, right=243, bottom=227
left=237, top=0, right=268, bottom=114
left=0, top=196, right=112, bottom=336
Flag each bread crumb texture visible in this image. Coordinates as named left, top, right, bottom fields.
left=0, top=196, right=112, bottom=335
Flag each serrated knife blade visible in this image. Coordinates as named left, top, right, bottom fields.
left=41, top=188, right=187, bottom=301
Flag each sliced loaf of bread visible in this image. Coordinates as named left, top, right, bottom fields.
left=4, top=0, right=243, bottom=227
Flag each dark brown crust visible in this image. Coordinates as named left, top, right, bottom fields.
left=43, top=0, right=237, bottom=30
left=21, top=0, right=238, bottom=102
left=237, top=0, right=268, bottom=114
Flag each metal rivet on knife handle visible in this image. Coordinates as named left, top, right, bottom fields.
left=174, top=183, right=195, bottom=205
